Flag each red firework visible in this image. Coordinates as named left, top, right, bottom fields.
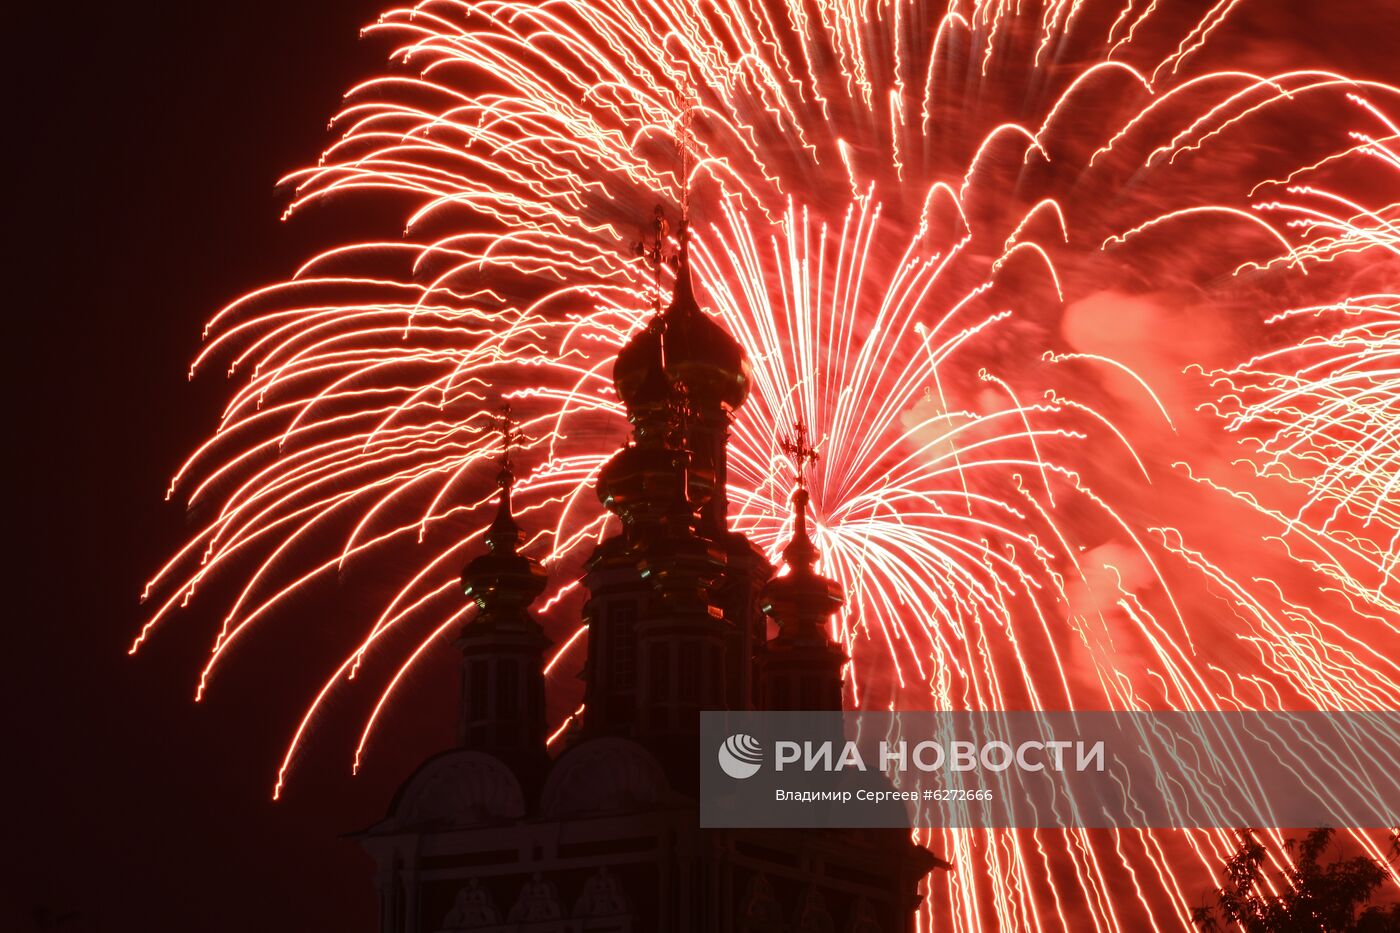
left=140, top=2, right=1400, bottom=929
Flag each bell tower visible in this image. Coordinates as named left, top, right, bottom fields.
left=759, top=418, right=847, bottom=711
left=457, top=407, right=550, bottom=773
left=361, top=214, right=947, bottom=933
left=584, top=213, right=744, bottom=781
left=628, top=227, right=734, bottom=756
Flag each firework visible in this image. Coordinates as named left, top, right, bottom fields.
left=1199, top=100, right=1400, bottom=610
left=140, top=1, right=1400, bottom=929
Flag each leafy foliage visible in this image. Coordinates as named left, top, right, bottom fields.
left=1192, top=829, right=1400, bottom=932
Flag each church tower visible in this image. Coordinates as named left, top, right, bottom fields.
left=457, top=409, right=550, bottom=778
left=759, top=419, right=847, bottom=712
left=586, top=217, right=745, bottom=779
left=358, top=204, right=946, bottom=933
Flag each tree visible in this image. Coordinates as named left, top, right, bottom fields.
left=1192, top=828, right=1400, bottom=932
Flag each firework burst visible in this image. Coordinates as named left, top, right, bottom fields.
left=140, top=1, right=1400, bottom=929
left=1200, top=99, right=1400, bottom=610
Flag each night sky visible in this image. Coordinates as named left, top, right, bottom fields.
left=12, top=3, right=424, bottom=929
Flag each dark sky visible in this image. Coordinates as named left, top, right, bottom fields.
left=10, top=3, right=423, bottom=930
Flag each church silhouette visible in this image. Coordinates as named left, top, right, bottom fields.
left=358, top=215, right=948, bottom=931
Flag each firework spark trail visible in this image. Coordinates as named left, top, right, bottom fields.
left=141, top=1, right=1400, bottom=929
left=1146, top=92, right=1400, bottom=905
left=1196, top=101, right=1400, bottom=609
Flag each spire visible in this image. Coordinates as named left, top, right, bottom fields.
left=614, top=91, right=749, bottom=419
left=778, top=417, right=819, bottom=573
left=616, top=205, right=676, bottom=413
left=759, top=416, right=845, bottom=711
left=484, top=405, right=523, bottom=552
left=457, top=404, right=551, bottom=764
left=631, top=204, right=671, bottom=317
left=462, top=405, right=547, bottom=624
left=672, top=81, right=700, bottom=315
left=672, top=216, right=694, bottom=308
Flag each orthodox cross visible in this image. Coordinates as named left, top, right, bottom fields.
left=676, top=80, right=697, bottom=222
left=631, top=203, right=671, bottom=314
left=780, top=416, right=819, bottom=492
left=484, top=401, right=521, bottom=552
left=495, top=402, right=516, bottom=479
left=628, top=85, right=698, bottom=313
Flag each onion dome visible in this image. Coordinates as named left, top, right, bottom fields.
left=461, top=463, right=547, bottom=622
left=656, top=242, right=751, bottom=411
left=612, top=319, right=670, bottom=412
left=612, top=223, right=751, bottom=413
left=594, top=433, right=688, bottom=530
left=759, top=483, right=846, bottom=712
left=760, top=487, right=844, bottom=638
